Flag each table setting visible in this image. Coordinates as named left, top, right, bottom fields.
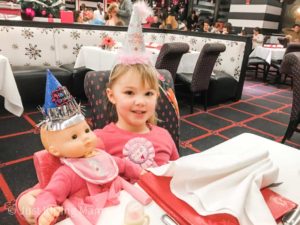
left=249, top=45, right=286, bottom=64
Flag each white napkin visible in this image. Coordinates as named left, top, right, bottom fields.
left=149, top=148, right=279, bottom=225
left=0, top=55, right=23, bottom=116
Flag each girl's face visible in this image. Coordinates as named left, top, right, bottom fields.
left=106, top=69, right=158, bottom=133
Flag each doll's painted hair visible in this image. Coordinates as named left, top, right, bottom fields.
left=107, top=63, right=160, bottom=125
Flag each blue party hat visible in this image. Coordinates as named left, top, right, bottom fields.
left=40, top=69, right=85, bottom=131
left=43, top=69, right=64, bottom=113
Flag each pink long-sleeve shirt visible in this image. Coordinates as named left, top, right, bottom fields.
left=94, top=123, right=179, bottom=170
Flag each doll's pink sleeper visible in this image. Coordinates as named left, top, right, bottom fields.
left=33, top=150, right=151, bottom=225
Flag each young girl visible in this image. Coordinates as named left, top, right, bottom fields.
left=94, top=63, right=179, bottom=173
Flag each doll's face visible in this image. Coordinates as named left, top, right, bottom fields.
left=41, top=120, right=98, bottom=158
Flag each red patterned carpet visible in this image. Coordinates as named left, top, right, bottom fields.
left=0, top=76, right=298, bottom=224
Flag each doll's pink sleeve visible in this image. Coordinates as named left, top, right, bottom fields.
left=33, top=166, right=82, bottom=222
left=120, top=177, right=152, bottom=205
left=113, top=156, right=143, bottom=182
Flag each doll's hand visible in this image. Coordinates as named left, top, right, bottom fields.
left=18, top=188, right=42, bottom=225
left=140, top=169, right=147, bottom=175
left=38, top=206, right=64, bottom=225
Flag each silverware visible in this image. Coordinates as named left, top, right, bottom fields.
left=282, top=208, right=300, bottom=225
left=161, top=214, right=179, bottom=225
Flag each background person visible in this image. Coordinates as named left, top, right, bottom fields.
left=106, top=3, right=124, bottom=26
left=252, top=27, right=264, bottom=49
left=116, top=0, right=133, bottom=25
left=94, top=2, right=105, bottom=21
left=283, top=24, right=300, bottom=42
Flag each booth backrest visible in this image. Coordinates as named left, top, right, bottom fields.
left=0, top=22, right=251, bottom=83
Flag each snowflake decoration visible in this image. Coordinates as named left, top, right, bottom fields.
left=169, top=35, right=176, bottom=42
left=12, top=44, right=18, bottom=49
left=53, top=28, right=63, bottom=34
left=228, top=41, right=238, bottom=48
left=112, top=31, right=119, bottom=37
left=86, top=30, right=95, bottom=35
left=70, top=31, right=80, bottom=40
left=73, top=43, right=83, bottom=57
left=43, top=62, right=51, bottom=66
left=100, top=32, right=108, bottom=39
left=216, top=57, right=223, bottom=66
left=151, top=34, right=157, bottom=41
left=55, top=60, right=62, bottom=66
left=21, top=28, right=34, bottom=39
left=189, top=38, right=197, bottom=46
left=0, top=26, right=14, bottom=32
left=234, top=66, right=240, bottom=80
left=41, top=28, right=49, bottom=35
left=25, top=44, right=41, bottom=60
left=179, top=35, right=185, bottom=40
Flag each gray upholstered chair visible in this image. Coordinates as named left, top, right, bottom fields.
left=155, top=42, right=190, bottom=81
left=84, top=69, right=180, bottom=149
left=269, top=43, right=300, bottom=86
left=247, top=57, right=269, bottom=82
left=281, top=52, right=300, bottom=143
left=246, top=35, right=272, bottom=81
left=176, top=43, right=226, bottom=113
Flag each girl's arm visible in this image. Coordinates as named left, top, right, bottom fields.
left=120, top=177, right=152, bottom=205
left=113, top=156, right=143, bottom=182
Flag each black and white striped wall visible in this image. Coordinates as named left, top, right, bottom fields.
left=228, top=0, right=283, bottom=33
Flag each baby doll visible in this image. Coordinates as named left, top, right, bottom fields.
left=31, top=70, right=151, bottom=225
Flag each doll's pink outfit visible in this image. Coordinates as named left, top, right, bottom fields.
left=33, top=150, right=151, bottom=225
left=94, top=123, right=179, bottom=170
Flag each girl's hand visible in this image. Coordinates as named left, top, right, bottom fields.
left=38, top=206, right=64, bottom=225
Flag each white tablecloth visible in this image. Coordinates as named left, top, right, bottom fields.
left=176, top=50, right=200, bottom=74
left=74, top=46, right=200, bottom=75
left=0, top=55, right=23, bottom=116
left=74, top=46, right=159, bottom=71
left=249, top=46, right=286, bottom=64
left=56, top=133, right=300, bottom=225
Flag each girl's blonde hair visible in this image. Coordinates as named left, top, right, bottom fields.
left=107, top=63, right=160, bottom=125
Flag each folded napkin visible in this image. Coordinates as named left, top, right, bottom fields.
left=0, top=55, right=23, bottom=116
left=149, top=148, right=279, bottom=225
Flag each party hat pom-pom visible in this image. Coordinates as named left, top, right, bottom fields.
left=133, top=1, right=153, bottom=20
left=116, top=1, right=154, bottom=65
